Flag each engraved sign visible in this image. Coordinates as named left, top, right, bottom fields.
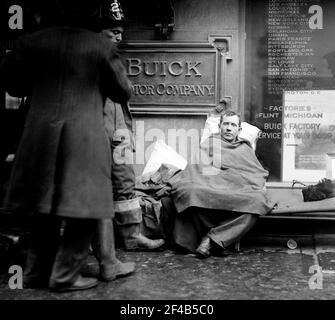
left=120, top=41, right=231, bottom=114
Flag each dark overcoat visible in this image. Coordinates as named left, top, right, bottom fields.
left=0, top=26, right=132, bottom=219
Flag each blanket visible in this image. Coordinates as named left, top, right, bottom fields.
left=169, top=134, right=275, bottom=216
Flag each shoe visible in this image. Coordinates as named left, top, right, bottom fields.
left=100, top=259, right=135, bottom=281
left=49, top=275, right=98, bottom=292
left=196, top=236, right=212, bottom=259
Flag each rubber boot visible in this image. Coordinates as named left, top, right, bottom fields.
left=114, top=198, right=165, bottom=251
left=118, top=223, right=165, bottom=251
left=91, top=219, right=135, bottom=281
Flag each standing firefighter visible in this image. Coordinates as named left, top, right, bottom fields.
left=89, top=0, right=165, bottom=282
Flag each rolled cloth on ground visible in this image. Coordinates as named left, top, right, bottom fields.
left=168, top=134, right=275, bottom=216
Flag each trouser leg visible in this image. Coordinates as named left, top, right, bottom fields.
left=111, top=162, right=135, bottom=201
left=111, top=131, right=135, bottom=201
left=48, top=218, right=97, bottom=289
left=24, top=213, right=62, bottom=287
left=207, top=213, right=258, bottom=249
left=172, top=208, right=206, bottom=253
left=91, top=219, right=116, bottom=265
left=172, top=209, right=258, bottom=253
left=91, top=139, right=135, bottom=254
left=159, top=196, right=178, bottom=243
left=106, top=100, right=135, bottom=202
left=91, top=218, right=135, bottom=281
left=109, top=120, right=164, bottom=251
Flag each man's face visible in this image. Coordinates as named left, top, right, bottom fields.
left=220, top=115, right=241, bottom=142
left=101, top=26, right=124, bottom=44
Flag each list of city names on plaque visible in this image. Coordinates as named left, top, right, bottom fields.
left=267, top=0, right=315, bottom=95
left=256, top=0, right=317, bottom=142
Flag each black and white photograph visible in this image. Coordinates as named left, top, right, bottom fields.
left=1, top=0, right=335, bottom=310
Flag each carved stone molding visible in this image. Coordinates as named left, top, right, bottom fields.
left=208, top=35, right=233, bottom=111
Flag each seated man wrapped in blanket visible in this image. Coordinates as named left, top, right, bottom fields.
left=136, top=110, right=275, bottom=258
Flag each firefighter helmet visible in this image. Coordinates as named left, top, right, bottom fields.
left=95, top=0, right=126, bottom=29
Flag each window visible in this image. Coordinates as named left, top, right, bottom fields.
left=245, top=0, right=335, bottom=182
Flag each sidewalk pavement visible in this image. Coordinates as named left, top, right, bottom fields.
left=1, top=238, right=335, bottom=300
